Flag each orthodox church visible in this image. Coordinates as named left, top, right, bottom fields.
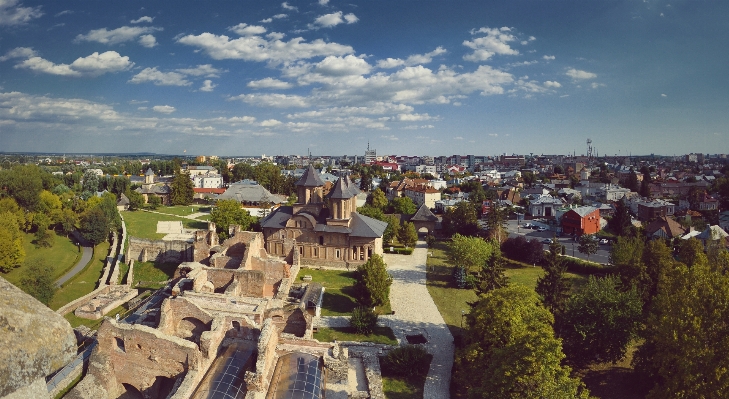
left=260, top=165, right=387, bottom=268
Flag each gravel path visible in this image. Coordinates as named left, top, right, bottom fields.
left=55, top=231, right=93, bottom=287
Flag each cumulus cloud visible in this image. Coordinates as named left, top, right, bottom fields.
left=281, top=2, right=297, bottom=11
left=381, top=135, right=398, bottom=141
left=661, top=93, right=667, bottom=97
left=260, top=18, right=272, bottom=23
left=313, top=55, right=371, bottom=76
left=75, top=26, right=162, bottom=45
left=152, top=105, right=176, bottom=114
left=247, top=77, right=293, bottom=89
left=543, top=55, right=555, bottom=60
left=544, top=80, right=561, bottom=88
left=463, top=27, right=520, bottom=62
left=229, top=93, right=310, bottom=108
left=590, top=82, right=606, bottom=89
left=566, top=68, right=597, bottom=80
left=15, top=51, right=133, bottom=77
left=319, top=0, right=329, bottom=4
left=200, top=80, right=216, bottom=92
left=229, top=23, right=266, bottom=36
left=128, top=67, right=191, bottom=86
left=0, top=46, right=37, bottom=61
left=130, top=16, right=153, bottom=24
left=0, top=0, right=43, bottom=26
left=313, top=11, right=358, bottom=28
left=377, top=47, right=447, bottom=69
left=259, top=119, right=282, bottom=127
left=176, top=64, right=225, bottom=77
left=177, top=32, right=354, bottom=65
left=138, top=34, right=157, bottom=48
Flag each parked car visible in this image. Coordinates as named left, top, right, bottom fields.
left=537, top=227, right=547, bottom=232
left=599, top=238, right=609, bottom=245
left=542, top=238, right=552, bottom=244
left=523, top=223, right=532, bottom=228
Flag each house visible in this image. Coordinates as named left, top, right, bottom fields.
left=409, top=203, right=439, bottom=235
left=193, top=187, right=226, bottom=201
left=696, top=225, right=729, bottom=249
left=217, top=182, right=285, bottom=206
left=645, top=216, right=687, bottom=240
left=528, top=196, right=564, bottom=218
left=434, top=198, right=465, bottom=213
left=134, top=168, right=171, bottom=204
left=561, top=206, right=601, bottom=235
left=403, top=184, right=441, bottom=209
left=185, top=165, right=218, bottom=176
left=600, top=185, right=632, bottom=202
left=192, top=173, right=223, bottom=189
left=261, top=165, right=387, bottom=268
left=386, top=178, right=429, bottom=200
left=637, top=199, right=676, bottom=221
left=116, top=193, right=130, bottom=211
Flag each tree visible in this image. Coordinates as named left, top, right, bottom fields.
left=209, top=199, right=255, bottom=237
left=82, top=170, right=100, bottom=193
left=536, top=239, right=571, bottom=315
left=633, top=258, right=729, bottom=398
left=127, top=190, right=145, bottom=211
left=448, top=234, right=498, bottom=275
left=359, top=172, right=372, bottom=192
left=389, top=196, right=416, bottom=215
left=473, top=250, right=509, bottom=296
left=559, top=275, right=642, bottom=367
left=367, top=188, right=388, bottom=210
left=577, top=234, right=599, bottom=261
left=522, top=171, right=537, bottom=187
left=0, top=217, right=25, bottom=273
left=484, top=202, right=508, bottom=243
left=441, top=201, right=479, bottom=237
left=354, top=254, right=392, bottom=308
left=80, top=207, right=109, bottom=245
left=0, top=165, right=44, bottom=211
left=639, top=166, right=652, bottom=198
left=349, top=306, right=378, bottom=335
left=397, top=221, right=417, bottom=248
left=231, top=163, right=255, bottom=182
left=19, top=260, right=57, bottom=306
left=357, top=205, right=385, bottom=221
left=170, top=171, right=194, bottom=205
left=382, top=215, right=400, bottom=245
left=626, top=168, right=639, bottom=193
left=453, top=285, right=591, bottom=399
left=607, top=199, right=632, bottom=236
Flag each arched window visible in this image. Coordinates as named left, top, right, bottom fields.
left=336, top=249, right=340, bottom=259
left=319, top=236, right=324, bottom=245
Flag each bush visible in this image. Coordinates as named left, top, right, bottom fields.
left=452, top=266, right=471, bottom=289
left=384, top=247, right=413, bottom=255
left=381, top=345, right=431, bottom=378
left=350, top=306, right=378, bottom=335
left=426, top=234, right=436, bottom=248
left=563, top=257, right=608, bottom=275
left=354, top=254, right=393, bottom=307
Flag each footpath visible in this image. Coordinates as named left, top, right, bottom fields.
left=55, top=231, right=93, bottom=287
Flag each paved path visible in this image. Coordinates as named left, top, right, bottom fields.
left=55, top=231, right=93, bottom=287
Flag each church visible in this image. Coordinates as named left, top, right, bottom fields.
left=260, top=165, right=387, bottom=268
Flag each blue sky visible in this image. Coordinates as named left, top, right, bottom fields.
left=0, top=0, right=727, bottom=157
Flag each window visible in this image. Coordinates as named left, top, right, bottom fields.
left=335, top=249, right=340, bottom=259
left=314, top=248, right=319, bottom=257
left=299, top=247, right=304, bottom=255
left=319, top=236, right=324, bottom=245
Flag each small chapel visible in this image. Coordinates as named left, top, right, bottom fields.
left=260, top=165, right=387, bottom=268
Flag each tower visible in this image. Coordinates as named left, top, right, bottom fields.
left=586, top=138, right=593, bottom=167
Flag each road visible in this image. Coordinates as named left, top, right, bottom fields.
left=504, top=218, right=612, bottom=265
left=55, top=231, right=93, bottom=287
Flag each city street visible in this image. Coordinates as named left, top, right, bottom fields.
left=504, top=218, right=612, bottom=265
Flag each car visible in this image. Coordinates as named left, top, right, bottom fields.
left=523, top=223, right=532, bottom=228
left=537, top=227, right=547, bottom=232
left=542, top=238, right=552, bottom=244
left=599, top=238, right=609, bottom=245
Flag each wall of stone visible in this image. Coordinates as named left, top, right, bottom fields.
left=126, top=237, right=193, bottom=264
left=245, top=319, right=279, bottom=392
left=205, top=269, right=235, bottom=292
left=158, top=297, right=214, bottom=345
left=56, top=285, right=109, bottom=315
left=234, top=270, right=266, bottom=297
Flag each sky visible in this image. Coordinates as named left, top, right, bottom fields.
left=0, top=0, right=727, bottom=157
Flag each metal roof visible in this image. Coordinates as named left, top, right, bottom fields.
left=295, top=165, right=325, bottom=187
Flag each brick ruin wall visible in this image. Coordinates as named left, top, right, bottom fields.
left=126, top=237, right=194, bottom=264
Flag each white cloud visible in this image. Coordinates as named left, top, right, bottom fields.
left=177, top=32, right=354, bottom=64
left=381, top=135, right=399, bottom=141
left=0, top=46, right=37, bottom=61
left=566, top=68, right=597, bottom=80
left=273, top=13, right=287, bottom=19
left=396, top=113, right=433, bottom=121
left=544, top=80, right=561, bottom=88
left=128, top=67, right=191, bottom=86
left=312, top=11, right=358, bottom=28
left=590, top=82, right=606, bottom=89
left=463, top=26, right=520, bottom=62
left=130, top=16, right=153, bottom=24
left=313, top=55, right=371, bottom=76
left=152, top=105, right=176, bottom=114
left=260, top=119, right=282, bottom=127
left=266, top=32, right=285, bottom=40
left=137, top=106, right=147, bottom=110
left=344, top=13, right=358, bottom=24
left=489, top=133, right=498, bottom=137
left=260, top=18, right=272, bottom=23
left=454, top=136, right=464, bottom=140
left=661, top=93, right=667, bottom=97
left=281, top=2, right=297, bottom=11
left=200, top=80, right=216, bottom=92
left=15, top=51, right=133, bottom=77
left=376, top=58, right=405, bottom=69
left=247, top=77, right=293, bottom=89
left=319, top=0, right=329, bottom=4
left=229, top=23, right=266, bottom=36
left=229, top=93, right=310, bottom=108
left=377, top=47, right=447, bottom=69
left=55, top=10, right=72, bottom=17
left=0, top=0, right=43, bottom=26
left=176, top=64, right=225, bottom=77
left=75, top=26, right=162, bottom=45
left=138, top=34, right=157, bottom=48
left=543, top=55, right=555, bottom=60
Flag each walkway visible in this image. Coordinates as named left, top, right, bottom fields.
left=55, top=231, right=93, bottom=287
left=318, top=241, right=454, bottom=398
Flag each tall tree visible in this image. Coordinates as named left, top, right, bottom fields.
left=448, top=234, right=498, bottom=274
left=170, top=171, right=194, bottom=205
left=19, top=260, right=57, bottom=306
left=80, top=207, right=109, bottom=245
left=607, top=199, right=632, bottom=236
left=453, top=285, right=591, bottom=399
left=389, top=196, right=416, bottom=215
left=473, top=249, right=509, bottom=296
left=484, top=202, right=508, bottom=243
left=0, top=213, right=25, bottom=273
left=441, top=201, right=479, bottom=237
left=578, top=234, right=599, bottom=261
left=639, top=166, right=652, bottom=198
left=209, top=199, right=255, bottom=237
left=354, top=254, right=392, bottom=308
left=397, top=221, right=418, bottom=248
left=366, top=188, right=388, bottom=210
left=536, top=239, right=571, bottom=316
left=626, top=168, right=640, bottom=193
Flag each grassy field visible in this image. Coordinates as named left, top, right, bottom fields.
left=132, top=261, right=178, bottom=288
left=381, top=354, right=432, bottom=399
left=151, top=205, right=211, bottom=217
left=49, top=241, right=110, bottom=311
left=313, top=326, right=398, bottom=345
left=64, top=303, right=127, bottom=329
left=504, top=259, right=589, bottom=291
left=298, top=268, right=391, bottom=315
left=123, top=210, right=208, bottom=239
left=2, top=232, right=81, bottom=287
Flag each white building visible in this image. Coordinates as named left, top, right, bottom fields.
left=193, top=174, right=223, bottom=189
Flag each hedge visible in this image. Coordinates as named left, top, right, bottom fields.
left=562, top=256, right=610, bottom=275
left=384, top=247, right=414, bottom=255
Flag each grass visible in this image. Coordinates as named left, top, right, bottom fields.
left=132, top=261, right=178, bottom=288
left=64, top=303, right=127, bottom=329
left=298, top=268, right=391, bottom=315
left=151, top=205, right=211, bottom=217
left=2, top=232, right=81, bottom=287
left=381, top=354, right=432, bottom=399
left=579, top=341, right=644, bottom=399
left=313, top=326, right=398, bottom=345
left=503, top=258, right=589, bottom=292
left=49, top=241, right=110, bottom=311
left=122, top=210, right=208, bottom=239
left=54, top=372, right=83, bottom=399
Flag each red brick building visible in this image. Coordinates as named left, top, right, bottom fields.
left=562, top=206, right=601, bottom=235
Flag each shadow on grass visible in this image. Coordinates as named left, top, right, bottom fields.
left=322, top=290, right=358, bottom=315
left=185, top=220, right=208, bottom=230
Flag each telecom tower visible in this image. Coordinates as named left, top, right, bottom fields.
left=586, top=138, right=593, bottom=167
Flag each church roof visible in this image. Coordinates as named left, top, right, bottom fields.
left=410, top=203, right=438, bottom=222
left=259, top=206, right=386, bottom=238
left=349, top=213, right=388, bottom=238
left=260, top=206, right=294, bottom=229
left=328, top=176, right=355, bottom=200
left=145, top=168, right=155, bottom=176
left=295, top=165, right=325, bottom=187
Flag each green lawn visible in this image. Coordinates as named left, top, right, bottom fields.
left=122, top=210, right=208, bottom=239
left=504, top=259, right=588, bottom=292
left=298, top=268, right=391, bottom=315
left=151, top=205, right=211, bottom=217
left=49, top=241, right=110, bottom=311
left=381, top=354, right=432, bottom=399
left=313, top=326, right=398, bottom=345
left=132, top=261, right=178, bottom=288
left=64, top=303, right=127, bottom=329
left=2, top=232, right=81, bottom=287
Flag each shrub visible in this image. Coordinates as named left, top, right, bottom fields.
left=563, top=257, right=608, bottom=275
left=384, top=247, right=413, bottom=255
left=350, top=306, right=378, bottom=335
left=426, top=234, right=436, bottom=248
left=452, top=266, right=470, bottom=289
left=381, top=345, right=431, bottom=378
left=354, top=254, right=392, bottom=307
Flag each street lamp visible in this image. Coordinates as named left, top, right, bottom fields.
left=461, top=310, right=466, bottom=328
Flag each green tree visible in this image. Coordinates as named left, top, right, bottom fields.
left=389, top=196, right=416, bottom=215
left=82, top=170, right=100, bottom=193
left=474, top=249, right=509, bottom=296
left=453, top=285, right=591, bottom=399
left=231, top=163, right=255, bottom=182
left=626, top=168, right=639, bottom=193
left=0, top=219, right=25, bottom=273
left=559, top=275, right=642, bottom=367
left=79, top=207, right=109, bottom=245
left=447, top=234, right=498, bottom=274
left=127, top=190, right=145, bottom=211
left=484, top=202, right=508, bottom=243
left=170, top=171, right=194, bottom=205
left=349, top=306, right=378, bottom=335
left=19, top=260, right=57, bottom=306
left=354, top=254, right=392, bottom=308
left=397, top=221, right=417, bottom=248
left=536, top=239, right=571, bottom=315
left=441, top=201, right=479, bottom=237
left=607, top=199, right=632, bottom=236
left=0, top=165, right=44, bottom=211
left=356, top=205, right=385, bottom=221
left=577, top=234, right=599, bottom=261
left=639, top=166, right=652, bottom=198
left=366, top=188, right=388, bottom=210
left=148, top=195, right=162, bottom=209
left=382, top=215, right=400, bottom=245
left=209, top=199, right=255, bottom=237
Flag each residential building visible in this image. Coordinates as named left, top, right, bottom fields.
left=403, top=185, right=441, bottom=209
left=192, top=174, right=223, bottom=189
left=645, top=216, right=687, bottom=240
left=186, top=165, right=218, bottom=176
left=528, top=196, right=564, bottom=218
left=561, top=206, right=601, bottom=235
left=218, top=182, right=285, bottom=206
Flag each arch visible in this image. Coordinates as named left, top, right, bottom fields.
left=177, top=317, right=211, bottom=345
left=418, top=226, right=430, bottom=235
left=119, top=383, right=143, bottom=399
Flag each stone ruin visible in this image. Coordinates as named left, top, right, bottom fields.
left=65, top=227, right=390, bottom=399
left=74, top=285, right=139, bottom=320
